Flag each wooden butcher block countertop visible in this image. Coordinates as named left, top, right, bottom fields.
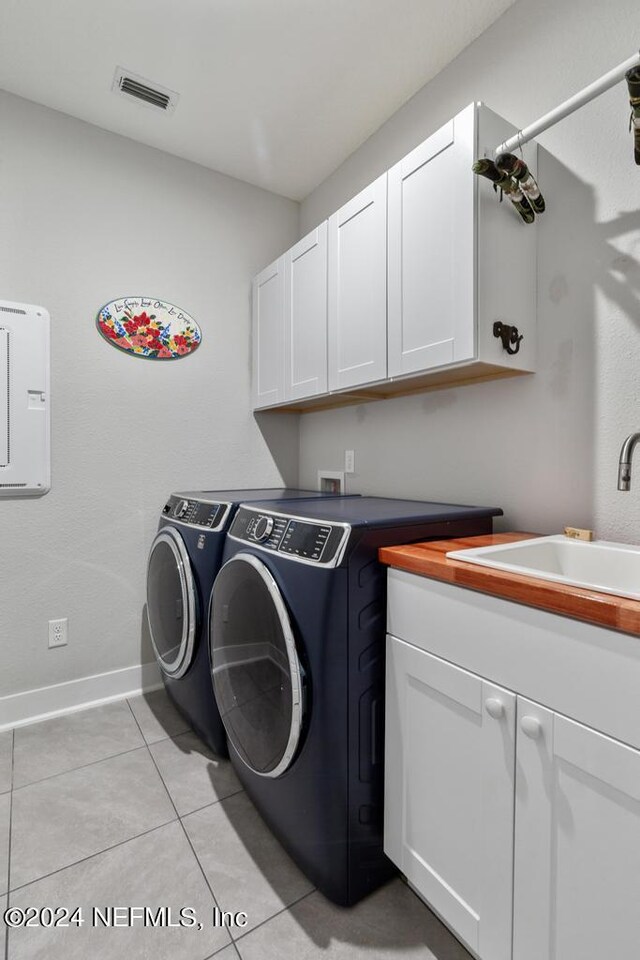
left=379, top=532, right=640, bottom=637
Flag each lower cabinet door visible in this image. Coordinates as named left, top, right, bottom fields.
left=513, top=698, right=640, bottom=960
left=385, top=636, right=516, bottom=960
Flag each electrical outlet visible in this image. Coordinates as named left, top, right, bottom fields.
left=48, top=618, right=68, bottom=648
left=345, top=449, right=355, bottom=474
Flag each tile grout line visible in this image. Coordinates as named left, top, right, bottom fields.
left=127, top=700, right=242, bottom=960
left=9, top=710, right=193, bottom=795
left=7, top=816, right=180, bottom=896
left=6, top=704, right=194, bottom=897
left=125, top=695, right=191, bottom=746
left=126, top=702, right=317, bottom=955
left=180, top=788, right=244, bottom=820
left=10, top=742, right=147, bottom=795
left=124, top=699, right=239, bottom=955
left=204, top=939, right=243, bottom=960
left=4, top=729, right=14, bottom=960
left=5, top=699, right=312, bottom=958
left=229, top=887, right=316, bottom=947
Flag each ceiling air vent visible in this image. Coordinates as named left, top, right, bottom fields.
left=112, top=68, right=179, bottom=114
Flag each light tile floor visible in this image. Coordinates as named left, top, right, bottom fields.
left=0, top=689, right=472, bottom=960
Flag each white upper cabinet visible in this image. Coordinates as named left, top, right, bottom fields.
left=284, top=223, right=328, bottom=401
left=387, top=101, right=536, bottom=380
left=251, top=102, right=537, bottom=411
left=328, top=173, right=387, bottom=390
left=252, top=256, right=285, bottom=409
left=388, top=107, right=475, bottom=376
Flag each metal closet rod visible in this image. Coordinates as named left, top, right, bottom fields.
left=494, top=48, right=640, bottom=156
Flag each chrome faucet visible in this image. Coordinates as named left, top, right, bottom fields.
left=618, top=433, right=640, bottom=490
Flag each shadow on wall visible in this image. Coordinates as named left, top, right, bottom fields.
left=254, top=411, right=301, bottom=488
left=531, top=147, right=598, bottom=527
left=298, top=149, right=626, bottom=535
left=537, top=147, right=640, bottom=528
left=543, top=146, right=640, bottom=327
left=590, top=213, right=640, bottom=326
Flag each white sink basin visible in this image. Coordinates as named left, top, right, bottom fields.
left=447, top=535, right=640, bottom=600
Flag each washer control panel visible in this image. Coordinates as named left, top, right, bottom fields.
left=246, top=513, right=287, bottom=545
left=229, top=508, right=350, bottom=566
left=162, top=495, right=227, bottom=531
left=279, top=520, right=332, bottom=561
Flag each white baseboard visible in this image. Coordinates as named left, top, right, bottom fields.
left=0, top=662, right=163, bottom=731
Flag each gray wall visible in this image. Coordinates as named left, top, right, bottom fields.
left=0, top=91, right=299, bottom=698
left=298, top=0, right=640, bottom=542
left=3, top=0, right=640, bottom=703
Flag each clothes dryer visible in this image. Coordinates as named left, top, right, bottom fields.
left=146, top=488, right=356, bottom=755
left=209, top=496, right=501, bottom=903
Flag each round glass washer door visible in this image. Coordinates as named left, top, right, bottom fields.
left=146, top=527, right=197, bottom=679
left=210, top=553, right=303, bottom=778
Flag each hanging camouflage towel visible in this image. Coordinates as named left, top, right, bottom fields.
left=626, top=66, right=640, bottom=165
left=472, top=158, right=536, bottom=224
left=495, top=153, right=546, bottom=213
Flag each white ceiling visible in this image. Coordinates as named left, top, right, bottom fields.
left=0, top=0, right=514, bottom=200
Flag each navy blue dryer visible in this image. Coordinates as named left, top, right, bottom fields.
left=209, top=497, right=502, bottom=905
left=146, top=488, right=356, bottom=756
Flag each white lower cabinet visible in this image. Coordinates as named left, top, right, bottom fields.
left=385, top=628, right=640, bottom=960
left=385, top=637, right=516, bottom=960
left=513, top=698, right=640, bottom=960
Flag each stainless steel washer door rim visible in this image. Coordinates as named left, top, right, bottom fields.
left=209, top=552, right=303, bottom=779
left=146, top=527, right=197, bottom=679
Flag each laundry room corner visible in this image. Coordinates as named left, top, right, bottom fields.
left=2, top=1, right=640, bottom=956
left=0, top=89, right=300, bottom=724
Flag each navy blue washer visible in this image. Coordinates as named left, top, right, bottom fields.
left=210, top=496, right=502, bottom=905
left=146, top=488, right=358, bottom=757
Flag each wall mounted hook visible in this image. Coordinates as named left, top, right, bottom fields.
left=493, top=321, right=523, bottom=355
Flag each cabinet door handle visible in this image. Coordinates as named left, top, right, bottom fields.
left=520, top=716, right=542, bottom=739
left=485, top=698, right=505, bottom=719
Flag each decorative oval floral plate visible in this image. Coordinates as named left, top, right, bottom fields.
left=96, top=297, right=201, bottom=360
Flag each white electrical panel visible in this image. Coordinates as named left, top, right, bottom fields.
left=0, top=300, right=50, bottom=497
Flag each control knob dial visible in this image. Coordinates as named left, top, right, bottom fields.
left=253, top=515, right=274, bottom=542
left=174, top=499, right=190, bottom=519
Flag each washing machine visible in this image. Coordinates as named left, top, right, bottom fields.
left=146, top=488, right=357, bottom=756
left=209, top=496, right=502, bottom=905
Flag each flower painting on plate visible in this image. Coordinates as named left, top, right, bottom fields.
left=96, top=297, right=202, bottom=360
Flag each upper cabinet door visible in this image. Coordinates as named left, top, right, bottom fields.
left=513, top=699, right=640, bottom=960
left=328, top=173, right=387, bottom=391
left=252, top=256, right=285, bottom=409
left=284, top=223, right=328, bottom=401
left=385, top=637, right=515, bottom=960
left=388, top=104, right=476, bottom=378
